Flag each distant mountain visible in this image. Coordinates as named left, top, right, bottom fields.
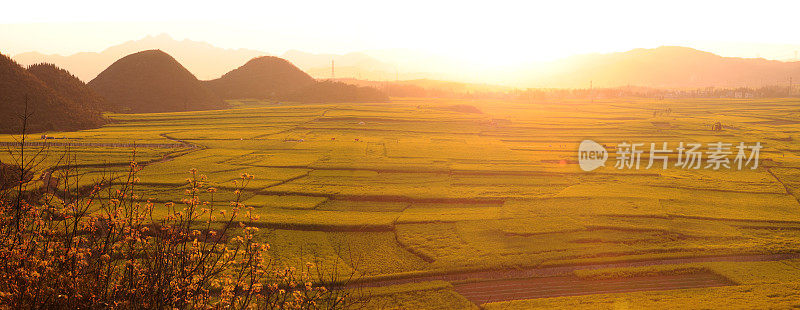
left=361, top=48, right=467, bottom=81
left=337, top=78, right=511, bottom=98
left=13, top=34, right=267, bottom=81
left=283, top=50, right=392, bottom=72
left=282, top=50, right=396, bottom=80
left=16, top=38, right=800, bottom=89
left=305, top=66, right=392, bottom=81
left=204, top=56, right=316, bottom=99
left=0, top=53, right=106, bottom=133
left=520, top=46, right=800, bottom=88
left=88, top=50, right=226, bottom=113
left=206, top=56, right=389, bottom=103
left=285, top=81, right=388, bottom=103
left=27, top=63, right=105, bottom=111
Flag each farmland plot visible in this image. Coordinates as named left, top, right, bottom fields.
left=6, top=98, right=800, bottom=308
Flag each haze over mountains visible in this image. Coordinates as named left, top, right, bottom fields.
left=14, top=34, right=267, bottom=81
left=11, top=34, right=800, bottom=89
left=513, top=46, right=800, bottom=88
left=281, top=50, right=401, bottom=81
left=12, top=34, right=424, bottom=82
left=3, top=34, right=800, bottom=134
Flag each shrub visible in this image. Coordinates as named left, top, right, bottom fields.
left=0, top=144, right=360, bottom=309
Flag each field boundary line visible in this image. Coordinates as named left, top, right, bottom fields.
left=766, top=167, right=800, bottom=205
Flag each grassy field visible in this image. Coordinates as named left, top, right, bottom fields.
left=3, top=97, right=800, bottom=308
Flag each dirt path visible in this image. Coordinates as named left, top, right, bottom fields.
left=359, top=253, right=799, bottom=288
left=351, top=253, right=800, bottom=304
left=452, top=271, right=734, bottom=304
left=767, top=167, right=800, bottom=205
left=35, top=132, right=204, bottom=196
left=0, top=141, right=189, bottom=149
left=355, top=253, right=799, bottom=303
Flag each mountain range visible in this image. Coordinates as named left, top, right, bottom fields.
left=280, top=50, right=400, bottom=80
left=11, top=35, right=800, bottom=89
left=13, top=34, right=267, bottom=81
left=515, top=46, right=800, bottom=88
left=1, top=46, right=389, bottom=133
left=11, top=34, right=400, bottom=82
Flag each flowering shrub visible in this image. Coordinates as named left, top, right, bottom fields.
left=0, top=157, right=357, bottom=309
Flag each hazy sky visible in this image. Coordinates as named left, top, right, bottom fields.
left=3, top=0, right=800, bottom=66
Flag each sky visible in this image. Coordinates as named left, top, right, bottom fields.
left=2, top=0, right=800, bottom=67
